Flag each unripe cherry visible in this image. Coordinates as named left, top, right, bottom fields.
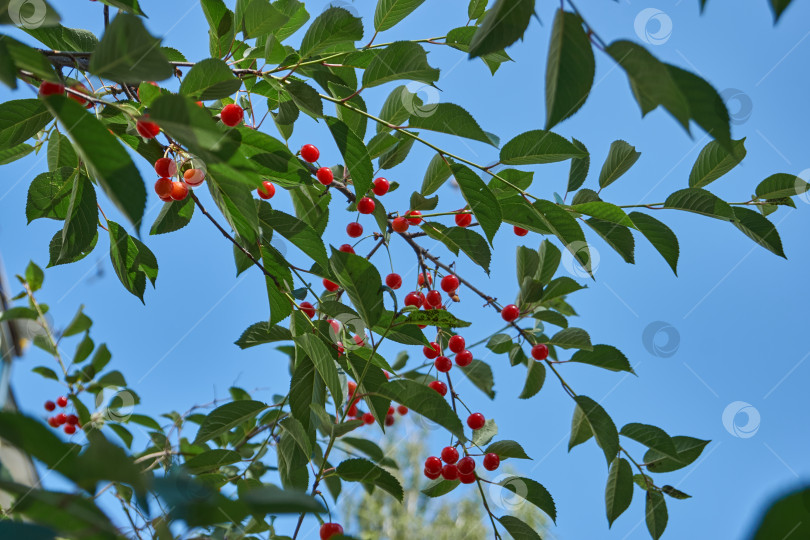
left=440, top=274, right=459, bottom=293
left=220, top=103, right=244, bottom=127
left=448, top=335, right=465, bottom=353
left=183, top=168, right=205, bottom=186
left=357, top=197, right=375, bottom=214
left=301, top=144, right=320, bottom=163
left=457, top=456, right=475, bottom=475
left=467, top=412, right=485, bottom=430
left=455, top=212, right=472, bottom=227
left=483, top=452, right=501, bottom=471
left=154, top=157, right=177, bottom=178
left=257, top=181, right=275, bottom=199
left=170, top=181, right=189, bottom=201
left=455, top=350, right=473, bottom=367
left=429, top=380, right=447, bottom=396
left=392, top=216, right=409, bottom=233
left=531, top=343, right=549, bottom=360
left=346, top=222, right=363, bottom=238
left=339, top=244, right=355, bottom=254
left=385, top=273, right=402, bottom=289
left=514, top=226, right=529, bottom=236
left=372, top=177, right=390, bottom=196
left=316, top=166, right=333, bottom=185
left=435, top=355, right=452, bottom=373
left=423, top=342, right=440, bottom=359
left=299, top=301, right=315, bottom=319
left=501, top=304, right=520, bottom=322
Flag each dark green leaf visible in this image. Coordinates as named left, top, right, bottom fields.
left=420, top=222, right=491, bottom=273
left=689, top=138, right=746, bottom=188
left=645, top=436, right=710, bottom=473
left=235, top=321, right=292, bottom=348
left=374, top=0, right=427, bottom=31
left=486, top=440, right=531, bottom=460
left=26, top=168, right=74, bottom=223
left=421, top=479, right=459, bottom=497
left=0, top=306, right=38, bottom=322
left=620, top=423, right=678, bottom=459
left=667, top=64, right=731, bottom=150
left=545, top=9, right=594, bottom=129
left=460, top=359, right=495, bottom=399
left=194, top=400, right=268, bottom=444
left=497, top=515, right=542, bottom=540
left=363, top=41, right=439, bottom=88
left=47, top=132, right=78, bottom=170
left=629, top=212, right=678, bottom=275
left=373, top=380, right=465, bottom=440
left=299, top=7, right=363, bottom=56
left=646, top=490, right=668, bottom=540
left=0, top=142, right=33, bottom=164
left=599, top=140, right=641, bottom=189
left=570, top=345, right=634, bottom=374
left=326, top=117, right=373, bottom=198
left=755, top=173, right=810, bottom=199
left=451, top=164, right=502, bottom=244
left=518, top=359, right=545, bottom=399
left=150, top=197, right=195, bottom=235
left=0, top=99, right=51, bottom=149
left=179, top=58, right=242, bottom=100
left=664, top=188, right=734, bottom=220
left=750, top=486, right=810, bottom=540
left=184, top=449, right=242, bottom=474
left=770, top=0, right=796, bottom=20
left=573, top=395, right=619, bottom=466
left=605, top=457, right=633, bottom=527
left=336, top=458, right=403, bottom=501
left=584, top=218, right=635, bottom=264
left=500, top=130, right=586, bottom=165
left=59, top=173, right=98, bottom=263
left=569, top=404, right=593, bottom=451
left=567, top=138, right=589, bottom=192
left=295, top=333, right=343, bottom=406
left=732, top=206, right=785, bottom=258
left=399, top=310, right=472, bottom=329
left=498, top=476, right=556, bottom=522
left=285, top=79, right=324, bottom=119
left=89, top=13, right=173, bottom=83
left=408, top=103, right=496, bottom=147
left=571, top=201, right=634, bottom=227
left=468, top=0, right=534, bottom=58
left=534, top=200, right=592, bottom=275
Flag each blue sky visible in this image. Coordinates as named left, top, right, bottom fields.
left=2, top=1, right=809, bottom=539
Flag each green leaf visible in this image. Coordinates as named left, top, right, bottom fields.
left=408, top=103, right=496, bottom=147
left=661, top=485, right=691, bottom=500
left=48, top=231, right=97, bottom=268
left=201, top=0, right=236, bottom=58
left=25, top=261, right=44, bottom=292
left=26, top=168, right=74, bottom=223
left=376, top=85, right=415, bottom=134
left=486, top=440, right=531, bottom=460
left=0, top=142, right=33, bottom=164
left=497, top=515, right=542, bottom=540
left=341, top=437, right=385, bottom=462
left=279, top=416, right=312, bottom=457
left=534, top=200, right=592, bottom=275
left=629, top=212, right=678, bottom=275
left=326, top=117, right=373, bottom=198
left=336, top=458, right=403, bottom=501
left=755, top=173, right=810, bottom=199
left=518, top=359, right=546, bottom=399
left=89, top=13, right=173, bottom=83
left=545, top=9, right=594, bottom=129
left=194, top=400, right=268, bottom=444
left=24, top=25, right=98, bottom=53
left=451, top=164, right=502, bottom=244
left=98, top=0, right=145, bottom=15
left=295, top=333, right=343, bottom=406
left=605, top=457, right=633, bottom=527
left=607, top=40, right=690, bottom=130
left=235, top=321, right=292, bottom=348
left=571, top=201, right=634, bottom=227
left=373, top=380, right=465, bottom=440
left=363, top=41, right=440, bottom=88
left=584, top=218, right=635, bottom=264
left=500, top=130, right=586, bottom=165
left=620, top=423, right=678, bottom=459
left=666, top=64, right=731, bottom=150
left=497, top=476, right=556, bottom=522
left=732, top=206, right=785, bottom=258
left=237, top=0, right=289, bottom=39
left=570, top=345, right=634, bottom=374
left=184, top=449, right=242, bottom=474
left=399, top=310, right=472, bottom=329
left=572, top=395, right=619, bottom=466
left=770, top=0, right=796, bottom=20
left=47, top=132, right=78, bottom=170
left=569, top=404, right=593, bottom=451
left=374, top=0, right=427, bottom=31
left=59, top=173, right=98, bottom=263
left=259, top=207, right=329, bottom=268
left=750, top=486, right=810, bottom=540
left=206, top=165, right=260, bottom=243
left=460, top=359, right=495, bottom=399
left=537, top=239, right=561, bottom=284
left=0, top=307, right=38, bottom=322
left=646, top=490, right=668, bottom=540
left=378, top=131, right=416, bottom=169
left=0, top=99, right=51, bottom=149
left=238, top=126, right=311, bottom=186
left=421, top=479, right=459, bottom=498
left=150, top=197, right=195, bottom=235
left=299, top=7, right=363, bottom=56
left=330, top=248, right=383, bottom=328
left=107, top=221, right=156, bottom=301
left=548, top=327, right=591, bottom=350
left=689, top=139, right=746, bottom=188
left=44, top=96, right=146, bottom=229
left=420, top=222, right=491, bottom=273
left=261, top=244, right=294, bottom=325
left=567, top=138, right=590, bottom=192
left=644, top=436, right=710, bottom=473
left=179, top=58, right=242, bottom=101
left=468, top=0, right=535, bottom=58
left=0, top=522, right=56, bottom=540
left=599, top=140, right=641, bottom=189
left=664, top=188, right=734, bottom=220
left=2, top=36, right=59, bottom=83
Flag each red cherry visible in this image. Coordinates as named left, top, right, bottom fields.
left=441, top=446, right=459, bottom=464
left=66, top=414, right=79, bottom=425
left=319, top=523, right=344, bottom=540
left=385, top=414, right=395, bottom=426
left=429, top=380, right=447, bottom=396
left=405, top=210, right=422, bottom=225
left=159, top=194, right=173, bottom=202
left=440, top=274, right=459, bottom=293
left=392, top=216, right=409, bottom=233
left=39, top=81, right=65, bottom=97
left=362, top=412, right=375, bottom=424
left=357, top=197, right=375, bottom=214
left=457, top=456, right=476, bottom=475
left=501, top=304, right=520, bottom=322
left=467, top=413, right=485, bottom=430
left=455, top=350, right=473, bottom=367
left=397, top=405, right=408, bottom=415
left=335, top=342, right=345, bottom=355
left=459, top=472, right=476, bottom=484
left=183, top=168, right=205, bottom=186
left=425, top=290, right=442, bottom=307
left=385, top=273, right=402, bottom=289
left=435, top=355, right=452, bottom=373
left=339, top=244, right=355, bottom=254
left=316, top=167, right=334, bottom=185
left=301, top=144, right=320, bottom=163
left=483, top=453, right=500, bottom=471
left=384, top=371, right=391, bottom=380
left=455, top=212, right=472, bottom=227
left=348, top=381, right=357, bottom=395
left=346, top=222, right=363, bottom=238
left=68, top=83, right=93, bottom=108
left=55, top=413, right=67, bottom=425
left=154, top=157, right=176, bottom=178
left=347, top=404, right=358, bottom=417
left=170, top=181, right=189, bottom=201
left=424, top=467, right=441, bottom=480
left=425, top=456, right=443, bottom=475
left=328, top=319, right=341, bottom=335
left=423, top=342, right=440, bottom=359
left=44, top=400, right=56, bottom=411
left=257, top=181, right=276, bottom=199
left=56, top=396, right=68, bottom=408
left=417, top=272, right=432, bottom=287
left=514, top=226, right=529, bottom=236
left=372, top=177, right=390, bottom=196
left=64, top=424, right=76, bottom=435
left=404, top=292, right=423, bottom=308
left=299, top=301, right=316, bottom=319
left=47, top=416, right=59, bottom=428
left=220, top=103, right=244, bottom=127
left=448, top=335, right=465, bottom=354
left=441, top=464, right=459, bottom=481
left=136, top=117, right=160, bottom=139
left=531, top=343, right=549, bottom=360
left=323, top=278, right=339, bottom=292
left=353, top=334, right=366, bottom=347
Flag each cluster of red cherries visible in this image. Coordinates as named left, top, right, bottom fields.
left=43, top=396, right=80, bottom=434
left=345, top=381, right=408, bottom=427
left=424, top=446, right=501, bottom=483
